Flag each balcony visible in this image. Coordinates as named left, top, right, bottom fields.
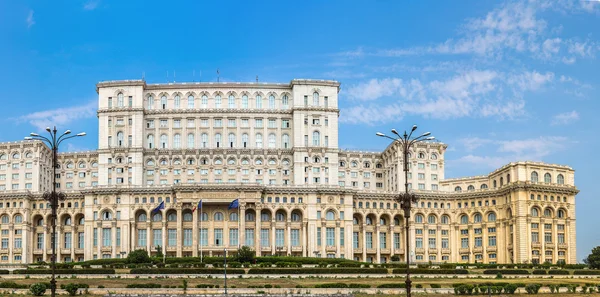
left=428, top=248, right=438, bottom=254
left=75, top=249, right=84, bottom=254
left=135, top=246, right=147, bottom=251
left=415, top=248, right=425, bottom=254
left=487, top=246, right=497, bottom=252
left=292, top=246, right=302, bottom=252
left=33, top=249, right=44, bottom=254
left=166, top=246, right=177, bottom=252
left=558, top=243, right=568, bottom=250
left=60, top=249, right=71, bottom=254
left=380, top=248, right=391, bottom=254
left=367, top=248, right=377, bottom=254
left=101, top=246, right=112, bottom=253
left=532, top=242, right=541, bottom=248
left=546, top=244, right=555, bottom=250
left=261, top=246, right=271, bottom=252
left=473, top=246, right=483, bottom=253
left=442, top=248, right=451, bottom=254
left=326, top=245, right=337, bottom=252
left=393, top=248, right=405, bottom=254
left=459, top=248, right=470, bottom=254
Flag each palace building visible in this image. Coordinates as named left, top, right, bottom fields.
left=0, top=79, right=578, bottom=264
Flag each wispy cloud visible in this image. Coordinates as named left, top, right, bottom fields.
left=16, top=101, right=97, bottom=131
left=451, top=136, right=571, bottom=169
left=552, top=110, right=579, bottom=125
left=26, top=10, right=35, bottom=28
left=83, top=0, right=100, bottom=10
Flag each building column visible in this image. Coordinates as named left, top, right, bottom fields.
left=320, top=223, right=326, bottom=257
left=287, top=222, right=292, bottom=255
left=161, top=221, right=166, bottom=257
left=176, top=208, right=182, bottom=257
left=239, top=205, right=246, bottom=248
left=254, top=208, right=261, bottom=256
left=302, top=222, right=308, bottom=257
left=111, top=223, right=117, bottom=258
left=56, top=226, right=62, bottom=262
left=271, top=221, right=276, bottom=255
left=192, top=211, right=198, bottom=257
left=42, top=227, right=48, bottom=262
left=146, top=222, right=151, bottom=253
left=129, top=222, right=135, bottom=251
left=71, top=229, right=76, bottom=261
left=22, top=224, right=30, bottom=263
left=362, top=224, right=367, bottom=261
left=423, top=225, right=429, bottom=262
left=335, top=222, right=340, bottom=258
left=375, top=224, right=381, bottom=263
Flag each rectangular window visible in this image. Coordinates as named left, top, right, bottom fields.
left=488, top=236, right=497, bottom=246
left=291, top=229, right=300, bottom=246
left=275, top=229, right=284, bottom=247
left=153, top=229, right=162, bottom=247
left=326, top=227, right=335, bottom=246
left=366, top=232, right=373, bottom=249
left=380, top=232, right=387, bottom=249
left=475, top=237, right=482, bottom=247
left=214, top=228, right=223, bottom=246
left=229, top=228, right=239, bottom=247
left=200, top=229, right=208, bottom=246
left=245, top=229, right=254, bottom=247
left=137, top=229, right=146, bottom=247
left=168, top=229, right=177, bottom=246
left=340, top=227, right=345, bottom=246
left=317, top=227, right=322, bottom=246
left=545, top=232, right=552, bottom=243
left=461, top=238, right=469, bottom=248
left=416, top=238, right=423, bottom=248
left=78, top=232, right=84, bottom=249
left=428, top=237, right=436, bottom=248
left=93, top=228, right=98, bottom=247
left=102, top=228, right=111, bottom=247
left=442, top=238, right=449, bottom=249
left=558, top=233, right=565, bottom=244
left=532, top=232, right=539, bottom=243
left=260, top=229, right=269, bottom=247
left=183, top=229, right=192, bottom=246
left=37, top=233, right=44, bottom=249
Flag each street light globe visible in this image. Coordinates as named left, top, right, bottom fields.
left=77, top=132, right=87, bottom=137
left=411, top=125, right=417, bottom=131
left=376, top=132, right=385, bottom=137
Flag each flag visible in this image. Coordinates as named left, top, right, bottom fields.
left=228, top=199, right=239, bottom=210
left=192, top=199, right=202, bottom=213
left=152, top=201, right=165, bottom=213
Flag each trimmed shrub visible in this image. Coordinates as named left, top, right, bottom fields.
left=248, top=268, right=387, bottom=274
left=130, top=268, right=245, bottom=274
left=195, top=284, right=216, bottom=288
left=532, top=270, right=547, bottom=275
left=0, top=270, right=8, bottom=275
left=548, top=270, right=570, bottom=275
left=574, top=270, right=600, bottom=275
left=60, top=284, right=89, bottom=290
left=377, top=283, right=406, bottom=288
left=29, top=283, right=47, bottom=296
left=63, top=283, right=82, bottom=296
left=0, top=281, right=28, bottom=289
left=504, top=284, right=518, bottom=294
left=431, top=284, right=442, bottom=288
left=525, top=284, right=541, bottom=294
left=255, top=256, right=359, bottom=266
left=392, top=268, right=468, bottom=274
left=126, top=283, right=162, bottom=288
left=14, top=268, right=115, bottom=274
left=440, top=263, right=457, bottom=269
left=563, top=264, right=587, bottom=269
left=483, top=269, right=529, bottom=275
left=315, top=283, right=348, bottom=288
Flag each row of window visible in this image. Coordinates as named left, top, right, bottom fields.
left=143, top=132, right=302, bottom=149
left=531, top=171, right=565, bottom=184
left=0, top=152, right=34, bottom=160
left=144, top=118, right=294, bottom=129
left=146, top=157, right=290, bottom=167
left=143, top=93, right=298, bottom=110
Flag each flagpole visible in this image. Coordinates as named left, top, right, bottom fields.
left=200, top=202, right=203, bottom=263
left=238, top=202, right=241, bottom=249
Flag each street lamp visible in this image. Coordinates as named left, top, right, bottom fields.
left=376, top=125, right=434, bottom=297
left=25, top=126, right=85, bottom=297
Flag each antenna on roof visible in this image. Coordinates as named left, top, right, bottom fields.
left=217, top=68, right=220, bottom=82
left=256, top=75, right=259, bottom=83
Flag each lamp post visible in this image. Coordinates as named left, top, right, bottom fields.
left=376, top=125, right=434, bottom=297
left=224, top=247, right=228, bottom=296
left=25, top=126, right=86, bottom=297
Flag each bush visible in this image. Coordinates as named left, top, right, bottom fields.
left=63, top=283, right=82, bottom=296
left=0, top=270, right=9, bottom=275
left=391, top=255, right=400, bottom=261
left=440, top=263, right=457, bottom=269
left=248, top=268, right=387, bottom=274
left=0, top=281, right=29, bottom=289
left=532, top=270, right=547, bottom=275
left=60, top=283, right=89, bottom=290
left=563, top=264, right=587, bottom=269
left=130, top=268, right=245, bottom=274
left=377, top=283, right=406, bottom=288
left=126, top=283, right=162, bottom=288
left=392, top=268, right=468, bottom=274
left=29, top=283, right=47, bottom=296
left=548, top=270, right=570, bottom=275
left=127, top=249, right=151, bottom=264
left=314, top=283, right=348, bottom=288
left=416, top=284, right=423, bottom=288
left=431, top=284, right=442, bottom=288
left=14, top=269, right=115, bottom=275
left=574, top=270, right=600, bottom=275
left=255, top=256, right=359, bottom=266
left=504, top=284, right=518, bottom=294
left=525, top=284, right=541, bottom=294
left=234, top=246, right=256, bottom=263
left=483, top=269, right=529, bottom=275
left=195, top=284, right=216, bottom=288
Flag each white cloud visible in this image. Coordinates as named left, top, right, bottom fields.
left=340, top=103, right=403, bottom=126
left=346, top=78, right=405, bottom=101
left=16, top=101, right=97, bottom=131
left=26, top=10, right=35, bottom=28
left=507, top=71, right=554, bottom=91
left=552, top=110, right=579, bottom=125
left=83, top=0, right=100, bottom=10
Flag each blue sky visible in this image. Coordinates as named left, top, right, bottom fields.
left=0, top=0, right=598, bottom=261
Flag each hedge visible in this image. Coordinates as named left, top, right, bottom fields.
left=255, top=256, right=359, bottom=265
left=377, top=283, right=406, bottom=288
left=130, top=268, right=245, bottom=274
left=483, top=269, right=529, bottom=275
left=574, top=270, right=600, bottom=275
left=532, top=270, right=548, bottom=275
left=60, top=284, right=89, bottom=289
left=75, top=258, right=127, bottom=266
left=392, top=268, right=469, bottom=275
left=0, top=281, right=29, bottom=289
left=126, top=284, right=162, bottom=288
left=548, top=270, right=570, bottom=275
left=247, top=268, right=387, bottom=274
left=0, top=270, right=8, bottom=275
left=14, top=269, right=115, bottom=275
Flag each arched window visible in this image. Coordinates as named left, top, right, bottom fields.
left=214, top=158, right=223, bottom=165
left=215, top=133, right=222, bottom=148
left=460, top=215, right=468, bottom=224
left=117, top=132, right=124, bottom=147
left=261, top=211, right=270, bottom=222
left=282, top=159, right=290, bottom=166
left=147, top=95, right=154, bottom=109
left=431, top=153, right=438, bottom=160
left=215, top=95, right=222, bottom=108
left=228, top=95, right=235, bottom=108
left=493, top=180, right=497, bottom=188
left=183, top=212, right=192, bottom=222
left=0, top=154, right=5, bottom=160
left=312, top=131, right=320, bottom=146
left=282, top=94, right=289, bottom=108
left=544, top=173, right=551, bottom=183
left=161, top=95, right=167, bottom=109
left=269, top=95, right=275, bottom=109
left=228, top=159, right=236, bottom=165
left=168, top=213, right=177, bottom=222
left=557, top=174, right=564, bottom=184
left=544, top=208, right=552, bottom=217
left=268, top=159, right=277, bottom=165
left=201, top=212, right=208, bottom=221
left=467, top=185, right=475, bottom=191
left=228, top=133, right=236, bottom=148
left=558, top=209, right=566, bottom=218
left=380, top=217, right=387, bottom=225
left=147, top=134, right=154, bottom=149
left=531, top=171, right=539, bottom=182
left=441, top=215, right=450, bottom=224
left=230, top=212, right=238, bottom=222
left=201, top=133, right=208, bottom=148
left=13, top=214, right=22, bottom=224
left=455, top=186, right=462, bottom=192
left=160, top=134, right=168, bottom=148
left=214, top=212, right=223, bottom=221
left=418, top=152, right=425, bottom=159
left=255, top=133, right=263, bottom=148
left=152, top=213, right=162, bottom=222
left=474, top=213, right=482, bottom=223
left=187, top=133, right=195, bottom=148
left=415, top=214, right=423, bottom=223
left=64, top=216, right=72, bottom=225
left=487, top=212, right=496, bottom=222
left=184, top=95, right=192, bottom=108
left=480, top=184, right=488, bottom=189
left=353, top=217, right=359, bottom=225
left=326, top=210, right=335, bottom=220
left=1, top=215, right=8, bottom=224
left=268, top=133, right=276, bottom=148
left=137, top=213, right=147, bottom=222
left=245, top=212, right=255, bottom=221
left=201, top=95, right=208, bottom=108
left=173, top=134, right=181, bottom=149
left=366, top=217, right=373, bottom=225
left=500, top=177, right=504, bottom=186
left=291, top=212, right=301, bottom=222
left=242, top=133, right=249, bottom=148
left=172, top=94, right=180, bottom=108
left=428, top=215, right=436, bottom=224
left=254, top=94, right=263, bottom=109
left=313, top=92, right=319, bottom=106
left=78, top=217, right=84, bottom=225
left=117, top=93, right=124, bottom=107
left=531, top=208, right=539, bottom=217
left=276, top=212, right=285, bottom=222
left=255, top=159, right=262, bottom=165
left=282, top=134, right=290, bottom=149
left=37, top=218, right=44, bottom=226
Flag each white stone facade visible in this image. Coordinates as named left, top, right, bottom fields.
left=0, top=79, right=578, bottom=264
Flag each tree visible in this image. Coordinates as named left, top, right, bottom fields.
left=583, top=246, right=600, bottom=269
left=234, top=245, right=255, bottom=263
left=29, top=283, right=47, bottom=296
left=127, top=249, right=151, bottom=264
left=63, top=283, right=79, bottom=296
left=155, top=245, right=164, bottom=259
